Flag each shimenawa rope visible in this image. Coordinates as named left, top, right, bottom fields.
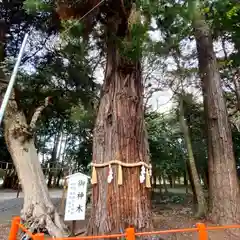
left=91, top=160, right=152, bottom=188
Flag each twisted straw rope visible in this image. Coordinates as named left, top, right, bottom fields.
left=91, top=160, right=152, bottom=169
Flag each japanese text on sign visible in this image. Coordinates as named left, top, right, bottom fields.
left=64, top=173, right=88, bottom=221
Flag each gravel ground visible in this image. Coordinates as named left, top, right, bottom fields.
left=0, top=191, right=62, bottom=239
left=0, top=224, right=10, bottom=240
left=0, top=198, right=61, bottom=224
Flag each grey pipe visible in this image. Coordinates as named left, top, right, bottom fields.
left=0, top=33, right=29, bottom=124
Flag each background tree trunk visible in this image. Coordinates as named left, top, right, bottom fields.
left=48, top=126, right=62, bottom=187
left=163, top=177, right=168, bottom=193
left=233, top=71, right=240, bottom=110
left=88, top=43, right=152, bottom=234
left=186, top=158, right=198, bottom=205
left=179, top=97, right=206, bottom=217
left=192, top=3, right=240, bottom=231
left=202, top=167, right=209, bottom=190
left=3, top=169, right=18, bottom=189
left=158, top=177, right=162, bottom=195
left=183, top=170, right=189, bottom=194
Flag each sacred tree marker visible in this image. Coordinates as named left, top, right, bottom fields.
left=65, top=172, right=89, bottom=221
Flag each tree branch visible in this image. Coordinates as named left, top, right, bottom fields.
left=21, top=35, right=50, bottom=64
left=29, top=97, right=51, bottom=130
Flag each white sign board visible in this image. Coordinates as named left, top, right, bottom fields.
left=64, top=172, right=88, bottom=221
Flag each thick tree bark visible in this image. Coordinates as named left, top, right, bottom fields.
left=3, top=99, right=68, bottom=237
left=192, top=3, right=240, bottom=231
left=88, top=42, right=152, bottom=234
left=179, top=98, right=206, bottom=217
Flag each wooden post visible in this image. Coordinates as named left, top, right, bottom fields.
left=59, top=175, right=67, bottom=215
left=33, top=233, right=44, bottom=240
left=16, top=182, right=20, bottom=198
left=197, top=223, right=208, bottom=240
left=125, top=227, right=135, bottom=240
left=71, top=220, right=76, bottom=236
left=8, top=216, right=20, bottom=240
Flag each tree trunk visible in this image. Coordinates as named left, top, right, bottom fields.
left=88, top=42, right=152, bottom=234
left=172, top=176, right=175, bottom=188
left=55, top=169, right=63, bottom=188
left=183, top=170, right=189, bottom=194
left=168, top=175, right=173, bottom=188
left=202, top=167, right=209, bottom=190
left=186, top=159, right=197, bottom=199
left=162, top=177, right=168, bottom=193
left=177, top=176, right=181, bottom=185
left=48, top=127, right=62, bottom=187
left=233, top=71, right=240, bottom=111
left=152, top=175, right=157, bottom=189
left=151, top=175, right=156, bottom=199
left=4, top=100, right=68, bottom=237
left=158, top=177, right=162, bottom=195
left=179, top=97, right=206, bottom=217
left=192, top=2, right=240, bottom=230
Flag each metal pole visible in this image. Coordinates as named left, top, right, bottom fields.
left=0, top=33, right=29, bottom=125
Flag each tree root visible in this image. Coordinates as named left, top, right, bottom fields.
left=75, top=228, right=87, bottom=236
left=21, top=202, right=69, bottom=237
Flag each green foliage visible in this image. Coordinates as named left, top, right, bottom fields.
left=60, top=20, right=84, bottom=40
left=226, top=5, right=240, bottom=19
left=120, top=22, right=148, bottom=61
left=24, top=0, right=52, bottom=13
left=146, top=111, right=186, bottom=178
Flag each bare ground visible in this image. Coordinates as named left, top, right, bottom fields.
left=0, top=189, right=231, bottom=240
left=0, top=205, right=230, bottom=240
left=152, top=204, right=229, bottom=239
